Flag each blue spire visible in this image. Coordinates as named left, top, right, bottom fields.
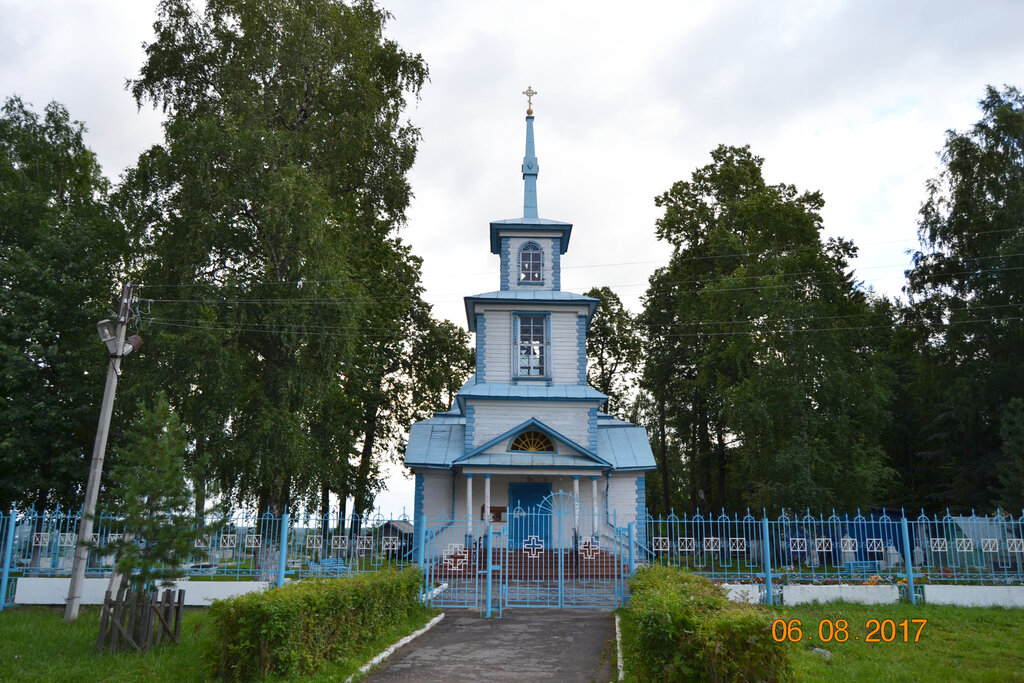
left=521, top=95, right=539, bottom=218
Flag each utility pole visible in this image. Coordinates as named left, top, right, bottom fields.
left=64, top=283, right=142, bottom=622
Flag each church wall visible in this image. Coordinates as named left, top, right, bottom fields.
left=470, top=400, right=591, bottom=448
left=479, top=306, right=588, bottom=384
left=482, top=309, right=512, bottom=382
left=419, top=469, right=455, bottom=519
left=606, top=473, right=644, bottom=525
left=549, top=310, right=580, bottom=384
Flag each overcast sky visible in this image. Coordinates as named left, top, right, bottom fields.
left=3, top=0, right=1023, bottom=516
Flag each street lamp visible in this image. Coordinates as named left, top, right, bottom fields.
left=64, top=286, right=142, bottom=622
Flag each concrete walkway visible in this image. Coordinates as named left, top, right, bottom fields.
left=366, top=609, right=616, bottom=682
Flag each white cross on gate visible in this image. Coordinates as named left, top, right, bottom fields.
left=578, top=537, right=601, bottom=560
left=523, top=534, right=545, bottom=559
left=443, top=543, right=467, bottom=571
left=382, top=537, right=399, bottom=551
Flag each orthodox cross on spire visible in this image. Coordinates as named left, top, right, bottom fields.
left=521, top=87, right=539, bottom=218
left=523, top=85, right=537, bottom=115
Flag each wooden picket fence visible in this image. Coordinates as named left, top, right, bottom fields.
left=96, top=585, right=185, bottom=653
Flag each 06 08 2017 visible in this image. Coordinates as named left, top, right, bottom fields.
left=771, top=618, right=927, bottom=643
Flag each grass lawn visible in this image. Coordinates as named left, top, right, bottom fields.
left=0, top=604, right=436, bottom=682
left=781, top=602, right=1024, bottom=682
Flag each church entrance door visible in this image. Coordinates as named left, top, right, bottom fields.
left=507, top=482, right=552, bottom=547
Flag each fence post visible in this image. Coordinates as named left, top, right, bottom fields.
left=485, top=524, right=494, bottom=619
left=761, top=516, right=773, bottom=606
left=0, top=506, right=16, bottom=610
left=627, top=522, right=635, bottom=578
left=900, top=515, right=916, bottom=605
left=277, top=510, right=289, bottom=588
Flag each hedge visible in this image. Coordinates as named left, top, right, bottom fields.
left=207, top=567, right=423, bottom=681
left=620, top=566, right=792, bottom=682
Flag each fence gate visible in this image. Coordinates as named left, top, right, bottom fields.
left=422, top=492, right=625, bottom=612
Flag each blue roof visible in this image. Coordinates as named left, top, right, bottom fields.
left=489, top=218, right=573, bottom=254
left=465, top=291, right=599, bottom=330
left=404, top=415, right=655, bottom=471
left=457, top=381, right=608, bottom=402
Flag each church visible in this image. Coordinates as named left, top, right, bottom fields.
left=405, top=95, right=655, bottom=554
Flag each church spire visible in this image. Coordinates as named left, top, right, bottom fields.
left=521, top=86, right=539, bottom=219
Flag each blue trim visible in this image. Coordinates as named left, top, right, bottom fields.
left=454, top=417, right=610, bottom=466
left=588, top=407, right=598, bottom=452
left=475, top=313, right=486, bottom=383
left=552, top=237, right=561, bottom=290
left=500, top=237, right=511, bottom=291
left=459, top=395, right=605, bottom=403
left=490, top=220, right=572, bottom=254
left=577, top=315, right=587, bottom=385
left=413, top=471, right=425, bottom=565
left=517, top=240, right=544, bottom=287
left=635, top=475, right=647, bottom=534
left=465, top=404, right=476, bottom=453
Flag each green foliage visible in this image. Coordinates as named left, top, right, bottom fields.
left=640, top=145, right=892, bottom=511
left=0, top=96, right=126, bottom=511
left=996, top=398, right=1024, bottom=511
left=903, top=85, right=1024, bottom=509
left=207, top=568, right=424, bottom=681
left=585, top=286, right=642, bottom=417
left=621, top=565, right=791, bottom=682
left=99, top=394, right=211, bottom=592
left=115, top=0, right=468, bottom=516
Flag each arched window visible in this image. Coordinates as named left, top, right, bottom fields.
left=509, top=430, right=555, bottom=452
left=519, top=242, right=543, bottom=283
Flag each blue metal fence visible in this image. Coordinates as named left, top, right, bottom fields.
left=1, top=506, right=1021, bottom=610
left=638, top=509, right=1024, bottom=604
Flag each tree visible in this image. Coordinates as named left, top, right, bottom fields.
left=584, top=286, right=642, bottom=417
left=99, top=394, right=208, bottom=592
left=641, top=145, right=892, bottom=511
left=0, top=97, right=126, bottom=511
left=905, top=85, right=1024, bottom=509
left=996, top=398, right=1024, bottom=512
left=117, top=0, right=431, bottom=514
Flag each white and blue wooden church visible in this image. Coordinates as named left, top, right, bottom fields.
left=405, top=99, right=655, bottom=555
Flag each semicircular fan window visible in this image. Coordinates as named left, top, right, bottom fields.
left=509, top=430, right=555, bottom=452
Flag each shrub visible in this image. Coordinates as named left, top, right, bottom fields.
left=621, top=566, right=791, bottom=682
left=208, top=568, right=423, bottom=681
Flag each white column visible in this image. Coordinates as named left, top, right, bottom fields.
left=572, top=476, right=581, bottom=537
left=483, top=474, right=492, bottom=523
left=465, top=473, right=474, bottom=521
left=590, top=476, right=599, bottom=537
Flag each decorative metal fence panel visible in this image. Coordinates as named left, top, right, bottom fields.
left=420, top=492, right=626, bottom=612
left=1, top=506, right=1020, bottom=610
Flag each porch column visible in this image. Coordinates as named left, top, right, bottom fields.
left=465, top=473, right=474, bottom=521
left=483, top=474, right=492, bottom=522
left=590, top=476, right=599, bottom=537
left=572, top=476, right=581, bottom=537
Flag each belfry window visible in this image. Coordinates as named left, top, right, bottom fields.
left=515, top=313, right=547, bottom=377
left=509, top=430, right=555, bottom=452
left=519, top=242, right=543, bottom=283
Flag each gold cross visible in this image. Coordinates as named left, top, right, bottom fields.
left=523, top=85, right=537, bottom=113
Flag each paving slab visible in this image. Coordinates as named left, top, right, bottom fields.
left=366, top=609, right=615, bottom=682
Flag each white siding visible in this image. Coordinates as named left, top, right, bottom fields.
left=606, top=473, right=641, bottom=525
left=471, top=401, right=589, bottom=448
left=483, top=309, right=512, bottom=382
left=420, top=469, right=454, bottom=519
left=478, top=304, right=588, bottom=384
left=550, top=310, right=580, bottom=383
